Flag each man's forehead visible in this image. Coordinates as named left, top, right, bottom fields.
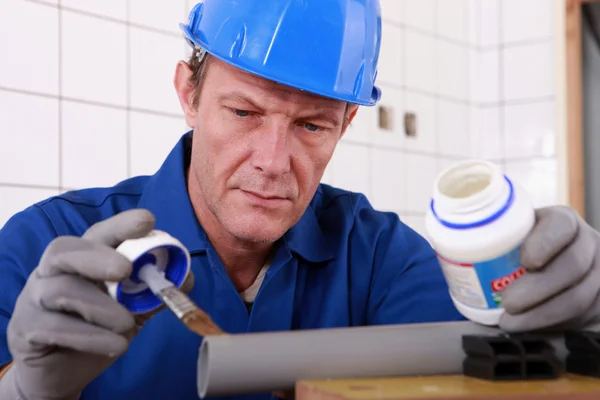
left=208, top=57, right=345, bottom=110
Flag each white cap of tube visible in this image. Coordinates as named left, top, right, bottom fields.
left=107, top=230, right=191, bottom=314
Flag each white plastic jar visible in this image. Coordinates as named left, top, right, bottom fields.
left=424, top=159, right=535, bottom=326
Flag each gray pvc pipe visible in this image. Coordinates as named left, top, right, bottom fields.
left=197, top=321, right=569, bottom=397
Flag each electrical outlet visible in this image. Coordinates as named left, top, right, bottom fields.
left=378, top=106, right=393, bottom=131
left=404, top=112, right=417, bottom=137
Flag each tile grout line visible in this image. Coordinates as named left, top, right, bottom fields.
left=432, top=0, right=441, bottom=166
left=479, top=95, right=556, bottom=108
left=0, top=82, right=554, bottom=115
left=376, top=81, right=555, bottom=108
left=338, top=138, right=558, bottom=162
left=0, top=183, right=63, bottom=191
left=0, top=85, right=185, bottom=119
left=475, top=0, right=481, bottom=50
left=57, top=0, right=63, bottom=192
left=398, top=211, right=427, bottom=217
left=498, top=0, right=506, bottom=171
left=466, top=0, right=474, bottom=159
left=482, top=36, right=555, bottom=51
left=385, top=18, right=553, bottom=52
left=28, top=0, right=555, bottom=51
left=126, top=0, right=132, bottom=178
left=24, top=0, right=183, bottom=39
left=399, top=0, right=408, bottom=211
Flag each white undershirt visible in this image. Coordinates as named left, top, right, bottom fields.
left=239, top=266, right=267, bottom=303
left=239, top=252, right=274, bottom=303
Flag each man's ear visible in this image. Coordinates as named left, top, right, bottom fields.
left=341, top=104, right=360, bottom=138
left=174, top=60, right=197, bottom=128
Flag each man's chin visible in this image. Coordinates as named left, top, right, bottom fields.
left=224, top=214, right=289, bottom=244
left=231, top=229, right=285, bottom=244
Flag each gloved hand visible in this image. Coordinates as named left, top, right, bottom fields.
left=499, top=205, right=600, bottom=332
left=0, top=209, right=193, bottom=400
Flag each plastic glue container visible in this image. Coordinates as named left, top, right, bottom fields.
left=424, top=159, right=535, bottom=326
left=106, top=230, right=192, bottom=315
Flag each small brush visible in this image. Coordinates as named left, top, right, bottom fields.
left=138, top=264, right=226, bottom=336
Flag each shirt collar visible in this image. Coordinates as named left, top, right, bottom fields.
left=137, top=131, right=335, bottom=262
left=281, top=200, right=335, bottom=263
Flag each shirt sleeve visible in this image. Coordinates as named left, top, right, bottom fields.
left=353, top=195, right=466, bottom=325
left=0, top=205, right=58, bottom=366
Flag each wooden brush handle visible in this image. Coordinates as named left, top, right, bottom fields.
left=156, top=286, right=226, bottom=336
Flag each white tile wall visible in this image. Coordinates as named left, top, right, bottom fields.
left=129, top=28, right=186, bottom=114
left=437, top=100, right=470, bottom=157
left=404, top=153, right=437, bottom=213
left=505, top=158, right=558, bottom=208
left=503, top=42, right=555, bottom=101
left=321, top=161, right=334, bottom=187
left=503, top=102, right=556, bottom=159
left=378, top=21, right=404, bottom=87
left=479, top=0, right=501, bottom=48
left=61, top=101, right=128, bottom=189
left=0, top=187, right=60, bottom=228
left=371, top=86, right=405, bottom=150
left=0, top=0, right=562, bottom=240
left=344, top=106, right=376, bottom=145
left=403, top=91, right=436, bottom=153
left=330, top=143, right=372, bottom=199
left=405, top=30, right=436, bottom=93
left=470, top=106, right=503, bottom=160
left=0, top=1, right=59, bottom=95
left=470, top=50, right=500, bottom=104
left=129, top=112, right=189, bottom=177
left=404, top=0, right=436, bottom=33
left=380, top=0, right=405, bottom=25
left=436, top=41, right=469, bottom=101
left=371, top=148, right=407, bottom=212
left=466, top=0, right=479, bottom=46
left=61, top=10, right=128, bottom=106
left=0, top=0, right=192, bottom=228
left=501, top=0, right=554, bottom=44
left=0, top=91, right=59, bottom=187
left=436, top=0, right=468, bottom=43
left=61, top=0, right=127, bottom=21
left=129, top=0, right=188, bottom=33
left=399, top=214, right=428, bottom=239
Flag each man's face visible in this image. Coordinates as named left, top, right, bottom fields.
left=175, top=58, right=357, bottom=244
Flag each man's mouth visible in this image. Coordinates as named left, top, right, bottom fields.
left=239, top=189, right=290, bottom=207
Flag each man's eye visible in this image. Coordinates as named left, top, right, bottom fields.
left=304, top=123, right=320, bottom=132
left=233, top=109, right=250, bottom=117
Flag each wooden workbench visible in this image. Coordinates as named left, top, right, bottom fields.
left=295, top=374, right=600, bottom=400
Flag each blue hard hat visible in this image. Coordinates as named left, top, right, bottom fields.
left=180, top=0, right=382, bottom=106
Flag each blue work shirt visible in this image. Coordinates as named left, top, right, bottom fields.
left=0, top=132, right=464, bottom=400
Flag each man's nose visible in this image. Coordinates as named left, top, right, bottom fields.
left=250, top=120, right=291, bottom=176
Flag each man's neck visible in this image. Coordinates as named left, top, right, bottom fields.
left=187, top=173, right=274, bottom=293
left=205, top=224, right=274, bottom=292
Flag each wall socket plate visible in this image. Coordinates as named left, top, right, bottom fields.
left=404, top=112, right=417, bottom=137
left=378, top=106, right=393, bottom=131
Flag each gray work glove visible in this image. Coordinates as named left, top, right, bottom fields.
left=0, top=209, right=191, bottom=400
left=499, top=205, right=600, bottom=332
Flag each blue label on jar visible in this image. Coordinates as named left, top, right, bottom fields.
left=437, top=245, right=524, bottom=309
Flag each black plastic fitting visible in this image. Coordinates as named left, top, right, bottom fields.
left=462, top=334, right=561, bottom=381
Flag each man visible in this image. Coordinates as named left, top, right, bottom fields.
left=1, top=1, right=600, bottom=399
